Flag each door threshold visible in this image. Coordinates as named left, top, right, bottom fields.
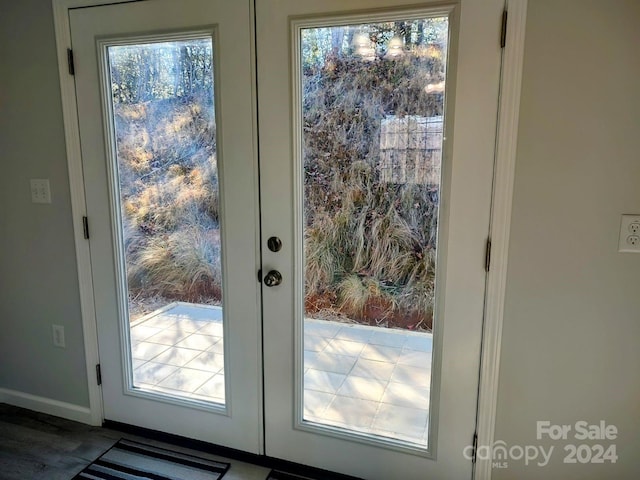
left=104, top=420, right=364, bottom=480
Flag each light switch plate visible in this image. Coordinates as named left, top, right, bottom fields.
left=30, top=179, right=51, bottom=204
left=618, top=215, right=640, bottom=253
left=52, top=324, right=65, bottom=348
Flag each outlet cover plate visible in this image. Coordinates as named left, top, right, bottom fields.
left=30, top=178, right=51, bottom=204
left=619, top=215, right=640, bottom=253
left=52, top=324, right=66, bottom=348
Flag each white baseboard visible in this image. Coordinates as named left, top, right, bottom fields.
left=0, top=387, right=95, bottom=425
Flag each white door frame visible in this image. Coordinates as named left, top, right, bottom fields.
left=52, top=0, right=141, bottom=427
left=52, top=0, right=527, bottom=477
left=475, top=1, right=527, bottom=479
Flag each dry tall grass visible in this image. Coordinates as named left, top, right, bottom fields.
left=113, top=27, right=445, bottom=331
left=114, top=93, right=222, bottom=305
left=302, top=37, right=445, bottom=330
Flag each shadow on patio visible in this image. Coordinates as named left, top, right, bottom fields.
left=130, top=302, right=432, bottom=445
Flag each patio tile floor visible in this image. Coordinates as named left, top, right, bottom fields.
left=130, top=302, right=432, bottom=446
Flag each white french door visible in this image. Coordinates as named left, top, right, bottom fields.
left=71, top=0, right=263, bottom=453
left=257, top=0, right=502, bottom=478
left=70, top=0, right=502, bottom=477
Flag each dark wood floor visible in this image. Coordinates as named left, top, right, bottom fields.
left=0, top=403, right=120, bottom=479
left=0, top=403, right=270, bottom=480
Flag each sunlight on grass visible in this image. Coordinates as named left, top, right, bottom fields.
left=302, top=18, right=447, bottom=332
left=108, top=38, right=220, bottom=321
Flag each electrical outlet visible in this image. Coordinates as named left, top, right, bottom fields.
left=52, top=324, right=66, bottom=348
left=30, top=179, right=51, bottom=204
left=619, top=215, right=640, bottom=253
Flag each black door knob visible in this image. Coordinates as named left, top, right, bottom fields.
left=267, top=236, right=282, bottom=252
left=263, top=270, right=282, bottom=287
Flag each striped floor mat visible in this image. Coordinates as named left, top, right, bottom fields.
left=74, top=438, right=229, bottom=480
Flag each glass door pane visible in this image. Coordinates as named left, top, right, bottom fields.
left=300, top=16, right=448, bottom=448
left=107, top=38, right=225, bottom=405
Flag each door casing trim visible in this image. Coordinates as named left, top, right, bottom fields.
left=475, top=1, right=528, bottom=479
left=52, top=3, right=528, bottom=477
left=52, top=0, right=142, bottom=427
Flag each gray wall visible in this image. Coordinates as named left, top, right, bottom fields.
left=0, top=0, right=89, bottom=406
left=0, top=0, right=639, bottom=477
left=494, top=1, right=640, bottom=479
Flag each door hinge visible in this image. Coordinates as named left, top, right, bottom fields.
left=96, top=364, right=102, bottom=386
left=472, top=431, right=478, bottom=463
left=500, top=10, right=508, bottom=48
left=485, top=238, right=492, bottom=272
left=67, top=48, right=75, bottom=75
left=82, top=216, right=90, bottom=239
